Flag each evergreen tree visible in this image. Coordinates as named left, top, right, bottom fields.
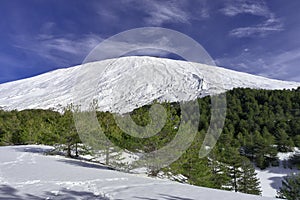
left=59, top=104, right=81, bottom=157
left=254, top=128, right=278, bottom=169
left=4, top=113, right=23, bottom=144
left=220, top=147, right=242, bottom=192
left=208, top=147, right=231, bottom=189
left=238, top=158, right=261, bottom=195
left=260, top=127, right=278, bottom=166
left=276, top=129, right=294, bottom=152
left=243, top=130, right=255, bottom=161
left=294, top=135, right=300, bottom=148
left=277, top=173, right=300, bottom=200
left=98, top=112, right=124, bottom=167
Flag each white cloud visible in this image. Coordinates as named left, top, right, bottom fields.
left=117, top=0, right=209, bottom=26
left=13, top=26, right=189, bottom=66
left=229, top=14, right=283, bottom=37
left=82, top=30, right=190, bottom=62
left=93, top=1, right=209, bottom=26
left=141, top=1, right=190, bottom=25
left=199, top=6, right=210, bottom=19
left=14, top=32, right=103, bottom=66
left=221, top=0, right=270, bottom=17
left=41, top=35, right=101, bottom=55
left=221, top=0, right=283, bottom=38
left=274, top=48, right=300, bottom=65
left=215, top=47, right=300, bottom=82
left=96, top=6, right=119, bottom=22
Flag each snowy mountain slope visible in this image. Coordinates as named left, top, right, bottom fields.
left=0, top=56, right=299, bottom=113
left=0, top=145, right=276, bottom=200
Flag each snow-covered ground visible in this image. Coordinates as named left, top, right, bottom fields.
left=256, top=149, right=300, bottom=198
left=0, top=56, right=299, bottom=113
left=0, top=145, right=275, bottom=200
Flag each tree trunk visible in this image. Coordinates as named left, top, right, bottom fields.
left=105, top=146, right=109, bottom=166
left=233, top=168, right=238, bottom=192
left=67, top=144, right=72, bottom=157
left=75, top=143, right=78, bottom=157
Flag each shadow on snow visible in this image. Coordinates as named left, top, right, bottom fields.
left=0, top=184, right=109, bottom=200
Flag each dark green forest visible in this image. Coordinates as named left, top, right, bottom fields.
left=0, top=87, right=300, bottom=196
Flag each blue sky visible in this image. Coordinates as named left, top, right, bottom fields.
left=0, top=0, right=300, bottom=83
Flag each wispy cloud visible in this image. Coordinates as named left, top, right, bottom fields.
left=13, top=31, right=103, bottom=66
left=108, top=0, right=210, bottom=26
left=221, top=0, right=283, bottom=38
left=142, top=1, right=190, bottom=25
left=221, top=0, right=270, bottom=17
left=273, top=48, right=300, bottom=66
left=13, top=24, right=188, bottom=66
left=83, top=29, right=191, bottom=62
left=92, top=0, right=210, bottom=27
left=258, top=48, right=300, bottom=81
left=229, top=14, right=283, bottom=37
left=215, top=47, right=300, bottom=82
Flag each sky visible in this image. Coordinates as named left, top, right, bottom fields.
left=0, top=0, right=300, bottom=83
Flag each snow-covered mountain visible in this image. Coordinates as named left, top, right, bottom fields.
left=0, top=56, right=299, bottom=113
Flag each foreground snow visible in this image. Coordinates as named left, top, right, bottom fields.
left=256, top=149, right=300, bottom=197
left=0, top=145, right=275, bottom=200
left=0, top=56, right=299, bottom=113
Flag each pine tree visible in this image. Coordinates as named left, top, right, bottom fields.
left=238, top=158, right=261, bottom=195
left=294, top=135, right=300, bottom=148
left=244, top=130, right=255, bottom=161
left=276, top=129, right=294, bottom=152
left=220, top=146, right=242, bottom=192
left=277, top=173, right=300, bottom=200
left=59, top=104, right=81, bottom=157
left=93, top=111, right=124, bottom=168
left=260, top=127, right=278, bottom=166
left=177, top=148, right=213, bottom=188
left=208, top=147, right=231, bottom=190
left=3, top=113, right=23, bottom=144
left=254, top=128, right=278, bottom=169
left=253, top=130, right=265, bottom=168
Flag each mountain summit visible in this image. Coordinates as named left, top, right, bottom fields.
left=0, top=56, right=299, bottom=113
